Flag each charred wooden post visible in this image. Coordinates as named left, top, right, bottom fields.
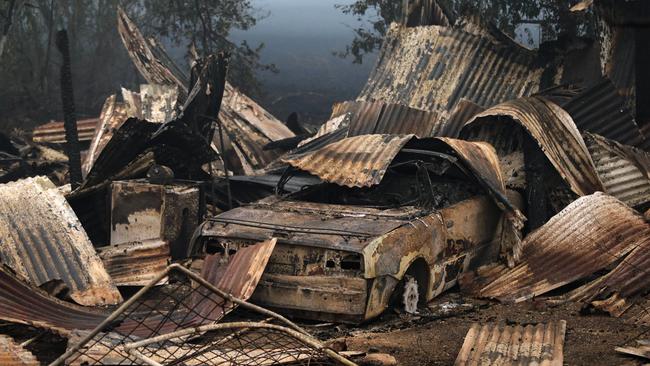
left=55, top=29, right=82, bottom=189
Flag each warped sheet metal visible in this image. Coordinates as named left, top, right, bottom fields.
left=441, top=98, right=485, bottom=138
left=0, top=335, right=40, bottom=366
left=584, top=132, right=650, bottom=208
left=455, top=321, right=566, bottom=366
left=560, top=78, right=646, bottom=148
left=471, top=193, right=650, bottom=302
left=297, top=114, right=349, bottom=148
left=616, top=340, right=650, bottom=361
left=283, top=134, right=413, bottom=188
left=336, top=100, right=443, bottom=138
left=97, top=240, right=170, bottom=287
left=33, top=118, right=98, bottom=144
left=463, top=96, right=604, bottom=196
left=359, top=23, right=543, bottom=113
left=0, top=176, right=121, bottom=306
left=82, top=95, right=129, bottom=178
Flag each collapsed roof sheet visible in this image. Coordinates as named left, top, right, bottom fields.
left=283, top=134, right=413, bottom=188
left=32, top=118, right=99, bottom=144
left=0, top=334, right=40, bottom=366
left=455, top=321, right=566, bottom=366
left=584, top=132, right=650, bottom=208
left=470, top=193, right=650, bottom=302
left=463, top=96, right=604, bottom=196
left=359, top=23, right=543, bottom=113
left=97, top=239, right=170, bottom=287
left=0, top=176, right=121, bottom=306
left=559, top=78, right=646, bottom=149
left=82, top=95, right=128, bottom=178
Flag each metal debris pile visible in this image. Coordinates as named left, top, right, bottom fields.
left=0, top=0, right=649, bottom=365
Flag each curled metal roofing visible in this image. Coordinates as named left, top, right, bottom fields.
left=463, top=96, right=604, bottom=196
left=473, top=193, right=650, bottom=303
left=455, top=321, right=566, bottom=366
left=0, top=176, right=121, bottom=306
left=584, top=132, right=650, bottom=208
left=359, top=23, right=543, bottom=114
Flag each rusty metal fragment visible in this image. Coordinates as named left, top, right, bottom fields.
left=359, top=23, right=544, bottom=114
left=463, top=96, right=604, bottom=196
left=584, top=132, right=650, bottom=208
left=82, top=95, right=129, bottom=177
left=97, top=239, right=170, bottom=287
left=467, top=193, right=650, bottom=302
left=455, top=321, right=566, bottom=366
left=616, top=340, right=650, bottom=361
left=0, top=176, right=121, bottom=306
left=32, top=118, right=98, bottom=144
left=283, top=134, right=413, bottom=188
left=0, top=334, right=39, bottom=366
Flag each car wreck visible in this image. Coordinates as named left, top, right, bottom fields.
left=191, top=135, right=524, bottom=322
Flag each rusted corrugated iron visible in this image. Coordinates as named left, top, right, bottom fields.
left=0, top=176, right=122, bottom=306
left=439, top=98, right=484, bottom=138
left=455, top=321, right=566, bottom=366
left=469, top=193, right=650, bottom=303
left=0, top=335, right=39, bottom=366
left=584, top=132, right=650, bottom=208
left=32, top=118, right=98, bottom=144
left=81, top=95, right=128, bottom=178
left=283, top=134, right=413, bottom=188
left=97, top=240, right=170, bottom=287
left=335, top=100, right=443, bottom=138
left=559, top=78, right=646, bottom=148
left=462, top=96, right=604, bottom=196
left=359, top=23, right=544, bottom=114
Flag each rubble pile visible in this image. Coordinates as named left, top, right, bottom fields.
left=0, top=0, right=649, bottom=365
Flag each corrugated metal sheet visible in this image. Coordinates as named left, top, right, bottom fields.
left=462, top=96, right=604, bottom=196
left=560, top=78, right=646, bottom=148
left=0, top=335, right=39, bottom=366
left=0, top=176, right=122, bottom=306
left=439, top=98, right=484, bottom=138
left=337, top=100, right=444, bottom=138
left=139, top=84, right=178, bottom=123
left=471, top=193, right=650, bottom=303
left=97, top=240, right=170, bottom=287
left=297, top=114, right=349, bottom=148
left=82, top=95, right=129, bottom=178
left=32, top=118, right=99, bottom=143
left=616, top=340, right=650, bottom=361
left=455, top=321, right=566, bottom=366
left=283, top=134, right=413, bottom=188
left=584, top=132, right=650, bottom=208
left=359, top=23, right=544, bottom=114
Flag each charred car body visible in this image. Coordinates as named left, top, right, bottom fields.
left=191, top=135, right=524, bottom=323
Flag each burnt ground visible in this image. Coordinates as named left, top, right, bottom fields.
left=302, top=291, right=649, bottom=366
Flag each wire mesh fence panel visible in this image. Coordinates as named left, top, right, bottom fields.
left=53, top=263, right=355, bottom=366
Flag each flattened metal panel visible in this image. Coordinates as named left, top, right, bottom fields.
left=561, top=78, right=645, bottom=148
left=283, top=134, right=413, bottom=188
left=463, top=96, right=604, bottom=196
left=33, top=118, right=98, bottom=143
left=584, top=132, right=650, bottom=208
left=455, top=321, right=566, bottom=366
left=343, top=101, right=441, bottom=137
left=359, top=23, right=543, bottom=114
left=98, top=239, right=170, bottom=287
left=475, top=193, right=650, bottom=303
left=0, top=335, right=39, bottom=366
left=82, top=95, right=129, bottom=177
left=139, top=84, right=178, bottom=123
left=0, top=177, right=122, bottom=306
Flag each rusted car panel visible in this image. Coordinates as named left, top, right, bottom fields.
left=469, top=193, right=650, bottom=303
left=359, top=23, right=544, bottom=114
left=283, top=134, right=414, bottom=188
left=455, top=321, right=566, bottom=366
left=463, top=96, right=604, bottom=196
left=584, top=132, right=650, bottom=208
left=0, top=176, right=122, bottom=306
left=0, top=334, right=40, bottom=366
left=97, top=239, right=170, bottom=286
left=110, top=180, right=200, bottom=259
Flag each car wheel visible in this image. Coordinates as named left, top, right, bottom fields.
left=402, top=275, right=419, bottom=314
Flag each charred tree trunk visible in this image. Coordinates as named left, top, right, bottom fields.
left=55, top=30, right=82, bottom=189
left=0, top=0, right=18, bottom=59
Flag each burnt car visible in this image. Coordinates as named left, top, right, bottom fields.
left=191, top=135, right=523, bottom=323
